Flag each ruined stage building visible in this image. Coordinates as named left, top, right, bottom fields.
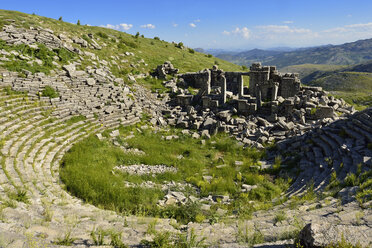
left=177, top=62, right=301, bottom=115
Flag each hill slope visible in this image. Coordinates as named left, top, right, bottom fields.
left=216, top=39, right=372, bottom=68
left=0, top=9, right=243, bottom=78
left=296, top=62, right=372, bottom=109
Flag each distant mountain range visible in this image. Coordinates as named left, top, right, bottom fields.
left=214, top=38, right=372, bottom=69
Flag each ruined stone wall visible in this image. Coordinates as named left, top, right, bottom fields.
left=179, top=70, right=211, bottom=95
left=280, top=74, right=301, bottom=98
left=225, top=72, right=243, bottom=95
left=249, top=63, right=270, bottom=96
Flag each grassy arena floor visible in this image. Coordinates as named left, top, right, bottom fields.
left=60, top=124, right=290, bottom=223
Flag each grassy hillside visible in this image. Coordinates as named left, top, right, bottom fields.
left=281, top=64, right=347, bottom=79
left=305, top=71, right=372, bottom=92
left=289, top=64, right=371, bottom=110
left=0, top=9, right=244, bottom=78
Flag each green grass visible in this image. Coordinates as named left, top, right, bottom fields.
left=8, top=189, right=29, bottom=204
left=54, top=231, right=76, bottom=246
left=332, top=91, right=372, bottom=111
left=141, top=229, right=207, bottom=248
left=60, top=125, right=289, bottom=222
left=0, top=40, right=75, bottom=75
left=64, top=115, right=86, bottom=125
left=274, top=210, right=287, bottom=224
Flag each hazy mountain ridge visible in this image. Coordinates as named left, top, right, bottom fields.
left=215, top=38, right=372, bottom=69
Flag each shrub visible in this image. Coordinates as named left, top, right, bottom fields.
left=58, top=16, right=63, bottom=21
left=188, top=48, right=195, bottom=54
left=154, top=36, right=160, bottom=40
left=91, top=228, right=107, bottom=245
left=42, top=86, right=59, bottom=98
left=96, top=31, right=108, bottom=39
left=141, top=231, right=172, bottom=248
left=207, top=54, right=213, bottom=58
left=274, top=211, right=287, bottom=224
left=344, top=172, right=357, bottom=187
left=55, top=231, right=76, bottom=245
left=123, top=40, right=138, bottom=48
left=77, top=20, right=81, bottom=25
left=110, top=231, right=128, bottom=248
left=8, top=190, right=29, bottom=204
left=135, top=32, right=140, bottom=38
left=55, top=47, right=75, bottom=63
left=175, top=42, right=184, bottom=49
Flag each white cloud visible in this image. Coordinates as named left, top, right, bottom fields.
left=194, top=19, right=201, bottom=23
left=216, top=21, right=372, bottom=49
left=119, top=23, right=133, bottom=30
left=256, top=25, right=311, bottom=34
left=283, top=20, right=294, bottom=24
left=320, top=22, right=372, bottom=42
left=172, top=23, right=178, bottom=27
left=140, top=24, right=156, bottom=29
left=189, top=23, right=196, bottom=28
left=222, top=27, right=250, bottom=39
left=100, top=23, right=133, bottom=31
left=231, top=27, right=250, bottom=39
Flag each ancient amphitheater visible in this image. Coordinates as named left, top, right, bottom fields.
left=0, top=18, right=371, bottom=248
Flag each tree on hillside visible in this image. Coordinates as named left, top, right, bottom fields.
left=77, top=20, right=81, bottom=25
left=58, top=16, right=63, bottom=21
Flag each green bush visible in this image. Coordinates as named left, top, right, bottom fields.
left=141, top=231, right=172, bottom=248
left=175, top=42, right=184, bottom=49
left=55, top=48, right=75, bottom=63
left=344, top=172, right=357, bottom=187
left=42, top=86, right=59, bottom=98
left=96, top=31, right=108, bottom=39
left=120, top=40, right=138, bottom=48
left=188, top=48, right=195, bottom=54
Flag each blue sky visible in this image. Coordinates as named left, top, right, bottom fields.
left=3, top=0, right=372, bottom=50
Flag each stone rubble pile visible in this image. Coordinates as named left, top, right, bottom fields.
left=163, top=87, right=355, bottom=149
left=0, top=24, right=101, bottom=53
left=113, top=164, right=177, bottom=175
left=148, top=62, right=357, bottom=149
left=152, top=61, right=179, bottom=79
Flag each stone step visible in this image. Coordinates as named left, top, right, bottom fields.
left=319, top=133, right=341, bottom=156
left=353, top=115, right=372, bottom=132
left=341, top=126, right=365, bottom=146
left=348, top=121, right=372, bottom=143
left=311, top=137, right=333, bottom=158
left=339, top=155, right=353, bottom=179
